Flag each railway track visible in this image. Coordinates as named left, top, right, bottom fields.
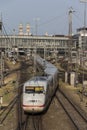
left=23, top=115, right=43, bottom=130
left=56, top=89, right=87, bottom=130
left=16, top=57, right=44, bottom=130
left=0, top=95, right=18, bottom=124
left=31, top=115, right=43, bottom=130
left=16, top=114, right=43, bottom=130
left=0, top=55, right=45, bottom=130
left=0, top=57, right=34, bottom=130
left=22, top=115, right=29, bottom=130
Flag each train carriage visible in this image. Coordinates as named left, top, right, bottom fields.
left=22, top=55, right=58, bottom=113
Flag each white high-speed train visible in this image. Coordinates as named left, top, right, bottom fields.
left=22, top=56, right=58, bottom=113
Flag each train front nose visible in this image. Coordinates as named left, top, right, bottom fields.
left=30, top=99, right=44, bottom=112
left=23, top=99, right=45, bottom=113
left=23, top=92, right=45, bottom=113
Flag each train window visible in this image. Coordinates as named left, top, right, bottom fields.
left=25, top=87, right=35, bottom=93
left=35, top=87, right=44, bottom=93
left=25, top=86, right=44, bottom=94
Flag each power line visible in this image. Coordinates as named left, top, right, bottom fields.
left=38, top=13, right=67, bottom=27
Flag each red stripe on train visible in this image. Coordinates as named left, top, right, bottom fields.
left=23, top=104, right=45, bottom=107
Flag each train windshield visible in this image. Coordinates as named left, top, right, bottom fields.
left=25, top=86, right=44, bottom=94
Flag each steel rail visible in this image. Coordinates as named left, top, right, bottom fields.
left=0, top=95, right=18, bottom=124
left=56, top=89, right=87, bottom=130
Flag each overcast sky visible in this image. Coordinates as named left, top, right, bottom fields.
left=0, top=0, right=86, bottom=35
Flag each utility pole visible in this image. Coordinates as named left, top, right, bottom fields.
left=34, top=45, right=37, bottom=76
left=33, top=18, right=38, bottom=76
left=0, top=52, right=4, bottom=87
left=34, top=18, right=40, bottom=35
left=68, top=8, right=73, bottom=36
left=80, top=0, right=87, bottom=100
left=54, top=35, right=57, bottom=65
left=33, top=18, right=40, bottom=76
left=65, top=7, right=75, bottom=84
left=0, top=16, right=4, bottom=87
left=44, top=41, right=46, bottom=60
left=68, top=7, right=75, bottom=72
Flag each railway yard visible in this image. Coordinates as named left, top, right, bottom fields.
left=0, top=54, right=87, bottom=130
left=0, top=1, right=87, bottom=129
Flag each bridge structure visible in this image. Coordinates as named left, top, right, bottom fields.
left=0, top=35, right=77, bottom=56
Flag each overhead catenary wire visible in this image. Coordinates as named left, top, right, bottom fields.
left=39, top=13, right=67, bottom=26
